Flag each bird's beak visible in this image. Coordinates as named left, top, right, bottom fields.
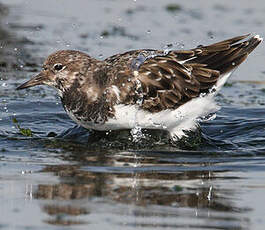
left=16, top=73, right=46, bottom=90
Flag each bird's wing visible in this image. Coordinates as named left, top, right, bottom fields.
left=104, top=34, right=261, bottom=113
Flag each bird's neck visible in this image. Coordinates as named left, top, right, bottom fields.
left=59, top=61, right=118, bottom=123
left=60, top=82, right=115, bottom=124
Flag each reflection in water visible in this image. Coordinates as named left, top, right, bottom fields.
left=43, top=205, right=88, bottom=226
left=33, top=151, right=250, bottom=228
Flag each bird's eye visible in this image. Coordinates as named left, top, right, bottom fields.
left=53, top=63, right=63, bottom=71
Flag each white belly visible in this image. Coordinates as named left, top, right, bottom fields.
left=78, top=92, right=219, bottom=140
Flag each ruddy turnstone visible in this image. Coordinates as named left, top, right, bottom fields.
left=17, top=34, right=262, bottom=140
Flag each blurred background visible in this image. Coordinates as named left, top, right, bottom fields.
left=0, top=1, right=264, bottom=230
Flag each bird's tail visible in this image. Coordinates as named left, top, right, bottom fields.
left=201, top=34, right=263, bottom=74
left=182, top=34, right=263, bottom=90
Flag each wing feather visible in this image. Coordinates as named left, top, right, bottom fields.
left=104, top=34, right=262, bottom=113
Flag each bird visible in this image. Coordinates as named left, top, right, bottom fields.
left=17, top=34, right=262, bottom=141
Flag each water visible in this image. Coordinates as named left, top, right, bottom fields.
left=0, top=0, right=265, bottom=229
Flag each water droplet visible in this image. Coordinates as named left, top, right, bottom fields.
left=21, top=170, right=32, bottom=175
left=130, top=126, right=143, bottom=142
left=98, top=54, right=103, bottom=59
left=197, top=113, right=216, bottom=122
left=165, top=43, right=173, bottom=48
left=199, top=92, right=207, bottom=98
left=163, top=44, right=173, bottom=55
left=147, top=29, right=151, bottom=34
left=232, top=62, right=235, bottom=66
left=207, top=186, right=213, bottom=201
left=163, top=49, right=170, bottom=55
left=208, top=31, right=214, bottom=39
left=135, top=79, right=143, bottom=106
left=209, top=85, right=217, bottom=94
left=175, top=42, right=185, bottom=49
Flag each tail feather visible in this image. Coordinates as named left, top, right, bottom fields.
left=186, top=34, right=263, bottom=74
left=236, top=35, right=263, bottom=55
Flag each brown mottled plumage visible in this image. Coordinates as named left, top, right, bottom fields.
left=17, top=34, right=262, bottom=139
left=105, top=34, right=261, bottom=112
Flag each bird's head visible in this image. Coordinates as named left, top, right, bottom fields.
left=17, top=50, right=98, bottom=95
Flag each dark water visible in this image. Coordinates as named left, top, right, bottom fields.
left=0, top=0, right=265, bottom=229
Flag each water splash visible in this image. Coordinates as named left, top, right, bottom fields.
left=131, top=50, right=163, bottom=71
left=130, top=126, right=143, bottom=142
left=163, top=43, right=173, bottom=55
left=163, top=42, right=185, bottom=55
left=130, top=47, right=190, bottom=142
left=207, top=185, right=213, bottom=201
left=131, top=52, right=148, bottom=71
left=209, top=85, right=217, bottom=94
left=135, top=79, right=143, bottom=105
left=174, top=42, right=185, bottom=49
left=130, top=79, right=145, bottom=142
left=197, top=113, right=217, bottom=122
